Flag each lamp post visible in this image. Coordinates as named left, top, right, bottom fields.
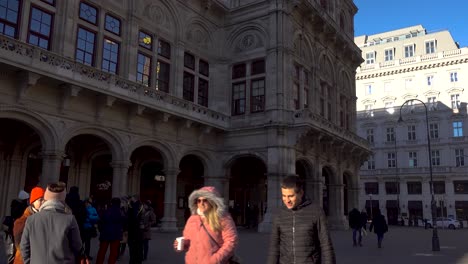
left=398, top=99, right=440, bottom=251
left=394, top=135, right=400, bottom=223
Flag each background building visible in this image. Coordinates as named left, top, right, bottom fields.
left=355, top=25, right=468, bottom=225
left=0, top=0, right=368, bottom=231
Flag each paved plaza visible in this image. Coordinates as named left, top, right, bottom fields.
left=91, top=226, right=468, bottom=264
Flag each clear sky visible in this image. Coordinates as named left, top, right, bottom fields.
left=353, top=0, right=468, bottom=48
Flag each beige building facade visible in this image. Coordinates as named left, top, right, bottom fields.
left=356, top=25, right=468, bottom=224
left=0, top=0, right=368, bottom=231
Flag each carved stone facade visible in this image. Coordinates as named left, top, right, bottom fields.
left=0, top=0, right=368, bottom=231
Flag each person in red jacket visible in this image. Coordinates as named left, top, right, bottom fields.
left=13, top=186, right=45, bottom=264
left=173, top=186, right=238, bottom=264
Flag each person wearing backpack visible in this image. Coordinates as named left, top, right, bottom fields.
left=13, top=187, right=45, bottom=264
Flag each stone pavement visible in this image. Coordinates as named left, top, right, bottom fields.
left=89, top=226, right=468, bottom=264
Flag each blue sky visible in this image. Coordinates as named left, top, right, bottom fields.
left=354, top=0, right=468, bottom=47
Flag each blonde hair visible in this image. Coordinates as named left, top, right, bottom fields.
left=205, top=201, right=222, bottom=232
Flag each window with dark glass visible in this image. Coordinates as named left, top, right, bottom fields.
left=251, top=78, right=265, bottom=113
left=158, top=40, right=171, bottom=58
left=75, top=27, right=95, bottom=66
left=79, top=2, right=97, bottom=25
left=364, top=182, right=378, bottom=195
left=407, top=182, right=422, bottom=194
left=433, top=181, right=445, bottom=194
left=183, top=72, right=194, bottom=101
left=199, top=60, right=209, bottom=76
left=0, top=0, right=21, bottom=38
left=104, top=14, right=120, bottom=35
left=232, top=64, right=246, bottom=79
left=28, top=7, right=53, bottom=50
left=385, top=182, right=399, bottom=195
left=198, top=78, right=208, bottom=107
left=156, top=60, right=170, bottom=92
left=454, top=181, right=468, bottom=194
left=184, top=52, right=195, bottom=70
left=102, top=38, right=119, bottom=74
left=251, top=59, right=265, bottom=75
left=138, top=31, right=152, bottom=50
left=232, top=82, right=246, bottom=115
left=41, top=0, right=54, bottom=5
left=136, top=53, right=151, bottom=87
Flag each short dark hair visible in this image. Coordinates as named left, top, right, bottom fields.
left=47, top=182, right=66, bottom=193
left=281, top=175, right=304, bottom=194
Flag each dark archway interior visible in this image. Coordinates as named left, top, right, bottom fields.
left=322, top=167, right=331, bottom=216
left=177, top=155, right=204, bottom=222
left=229, top=157, right=267, bottom=228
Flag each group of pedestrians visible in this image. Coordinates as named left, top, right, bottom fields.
left=349, top=207, right=389, bottom=248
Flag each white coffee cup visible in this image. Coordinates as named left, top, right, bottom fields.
left=176, top=236, right=185, bottom=251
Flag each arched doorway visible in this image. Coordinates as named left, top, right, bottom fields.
left=24, top=146, right=42, bottom=193
left=90, top=154, right=113, bottom=207
left=343, top=173, right=350, bottom=215
left=177, top=155, right=204, bottom=223
left=295, top=159, right=314, bottom=199
left=322, top=167, right=332, bottom=216
left=229, top=156, right=267, bottom=228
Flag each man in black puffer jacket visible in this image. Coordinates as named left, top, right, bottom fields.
left=268, top=176, right=336, bottom=264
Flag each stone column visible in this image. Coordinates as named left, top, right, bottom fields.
left=328, top=184, right=347, bottom=230
left=258, top=172, right=285, bottom=233
left=111, top=160, right=131, bottom=197
left=4, top=155, right=23, bottom=216
left=161, top=168, right=179, bottom=232
left=306, top=180, right=322, bottom=205
left=348, top=187, right=360, bottom=211
left=40, top=150, right=63, bottom=187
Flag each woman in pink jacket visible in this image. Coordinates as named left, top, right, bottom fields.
left=174, top=186, right=238, bottom=264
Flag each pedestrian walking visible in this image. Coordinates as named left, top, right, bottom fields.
left=360, top=209, right=368, bottom=231
left=268, top=175, right=335, bottom=264
left=20, top=182, right=83, bottom=263
left=127, top=195, right=144, bottom=264
left=12, top=187, right=45, bottom=264
left=66, top=186, right=87, bottom=240
left=369, top=209, right=388, bottom=248
left=142, top=200, right=156, bottom=261
left=348, top=208, right=363, bottom=247
left=83, top=199, right=99, bottom=260
left=96, top=198, right=125, bottom=264
left=173, top=186, right=238, bottom=264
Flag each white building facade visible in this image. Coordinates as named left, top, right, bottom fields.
left=355, top=25, right=468, bottom=225
left=0, top=0, right=369, bottom=231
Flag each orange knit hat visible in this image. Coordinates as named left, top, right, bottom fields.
left=30, top=186, right=45, bottom=204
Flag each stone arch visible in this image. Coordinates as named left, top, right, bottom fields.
left=62, top=126, right=124, bottom=161
left=183, top=18, right=215, bottom=51
left=295, top=157, right=314, bottom=180
left=178, top=149, right=214, bottom=177
left=293, top=31, right=314, bottom=67
left=138, top=0, right=180, bottom=37
left=342, top=170, right=355, bottom=215
left=128, top=140, right=177, bottom=169
left=319, top=53, right=336, bottom=81
left=224, top=152, right=267, bottom=170
left=0, top=107, right=58, bottom=150
left=224, top=23, right=269, bottom=55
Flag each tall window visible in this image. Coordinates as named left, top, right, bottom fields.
left=386, top=127, right=395, bottom=142
left=409, top=151, right=417, bottom=167
left=183, top=52, right=209, bottom=105
left=384, top=48, right=394, bottom=61
left=367, top=155, right=375, bottom=170
left=28, top=7, right=53, bottom=50
left=251, top=79, right=265, bottom=113
left=365, top=182, right=379, bottom=195
left=198, top=59, right=209, bottom=107
left=431, top=150, right=440, bottom=166
left=304, top=72, right=309, bottom=108
left=101, top=38, right=119, bottom=74
left=366, top=128, right=374, bottom=143
left=404, top=44, right=414, bottom=57
left=450, top=72, right=458, bottom=82
left=0, top=0, right=21, bottom=38
left=427, top=75, right=433, bottom=86
left=407, top=125, right=416, bottom=140
left=365, top=84, right=373, bottom=95
left=136, top=53, right=151, bottom=86
left=425, top=40, right=436, bottom=54
left=451, top=94, right=460, bottom=109
left=75, top=27, right=96, bottom=66
left=156, top=40, right=171, bottom=92
left=385, top=102, right=394, bottom=113
left=428, top=97, right=437, bottom=110
left=407, top=182, right=422, bottom=194
left=387, top=152, right=396, bottom=168
left=385, top=182, right=399, bottom=194
left=104, top=14, right=120, bottom=35
left=293, top=65, right=300, bottom=109
left=79, top=2, right=97, bottom=24
left=456, top=149, right=465, bottom=167
left=365, top=52, right=375, bottom=64
left=429, top=123, right=439, bottom=139
left=183, top=71, right=194, bottom=101
left=453, top=121, right=463, bottom=137
left=433, top=181, right=445, bottom=194
left=232, top=82, right=245, bottom=115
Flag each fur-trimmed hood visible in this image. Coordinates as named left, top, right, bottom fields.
left=188, top=186, right=226, bottom=217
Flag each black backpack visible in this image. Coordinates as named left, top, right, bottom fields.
left=3, top=216, right=16, bottom=264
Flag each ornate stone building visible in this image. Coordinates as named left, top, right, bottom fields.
left=355, top=25, right=468, bottom=224
left=0, top=0, right=368, bottom=231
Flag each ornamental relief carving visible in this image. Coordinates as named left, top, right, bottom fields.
left=186, top=27, right=210, bottom=49
left=234, top=33, right=264, bottom=53
left=141, top=3, right=172, bottom=31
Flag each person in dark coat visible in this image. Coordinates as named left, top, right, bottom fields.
left=369, top=209, right=388, bottom=248
left=141, top=200, right=156, bottom=261
left=348, top=208, right=362, bottom=247
left=65, top=186, right=87, bottom=240
left=268, top=176, right=335, bottom=264
left=127, top=195, right=144, bottom=264
left=96, top=198, right=125, bottom=264
left=360, top=209, right=368, bottom=231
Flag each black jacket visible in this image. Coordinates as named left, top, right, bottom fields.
left=370, top=214, right=388, bottom=235
left=268, top=198, right=336, bottom=264
left=348, top=209, right=361, bottom=229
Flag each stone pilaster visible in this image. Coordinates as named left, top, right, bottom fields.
left=40, top=150, right=63, bottom=187
left=161, top=168, right=179, bottom=232
left=327, top=184, right=347, bottom=230
left=111, top=160, right=131, bottom=197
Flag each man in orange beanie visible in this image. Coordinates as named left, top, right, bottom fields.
left=12, top=186, right=45, bottom=264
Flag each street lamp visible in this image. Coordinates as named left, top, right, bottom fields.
left=394, top=135, right=401, bottom=222
left=398, top=99, right=440, bottom=251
